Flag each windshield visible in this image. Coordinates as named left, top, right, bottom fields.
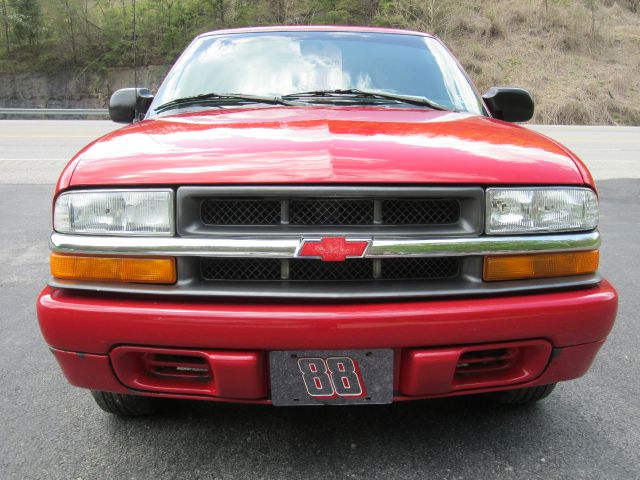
left=150, top=31, right=485, bottom=115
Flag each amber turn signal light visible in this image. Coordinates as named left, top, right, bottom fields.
left=483, top=250, right=599, bottom=282
left=50, top=253, right=176, bottom=284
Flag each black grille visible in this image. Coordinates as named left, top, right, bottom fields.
left=201, top=199, right=281, bottom=225
left=382, top=199, right=459, bottom=225
left=289, top=199, right=373, bottom=225
left=380, top=257, right=459, bottom=280
left=200, top=198, right=460, bottom=226
left=290, top=259, right=374, bottom=281
left=200, top=258, right=459, bottom=282
left=200, top=258, right=281, bottom=281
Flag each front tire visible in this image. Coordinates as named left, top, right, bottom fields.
left=91, top=390, right=161, bottom=416
left=492, top=384, right=557, bottom=405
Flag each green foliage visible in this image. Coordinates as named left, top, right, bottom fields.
left=8, top=0, right=41, bottom=45
left=0, top=0, right=637, bottom=73
left=0, top=0, right=384, bottom=72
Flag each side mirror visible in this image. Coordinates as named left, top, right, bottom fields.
left=482, top=87, right=534, bottom=123
left=109, top=88, right=154, bottom=124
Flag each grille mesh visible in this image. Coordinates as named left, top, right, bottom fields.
left=289, top=199, right=373, bottom=225
left=201, top=199, right=281, bottom=225
left=200, top=258, right=459, bottom=282
left=289, top=259, right=374, bottom=281
left=200, top=258, right=281, bottom=281
left=200, top=198, right=460, bottom=226
left=380, top=257, right=459, bottom=280
left=382, top=199, right=459, bottom=225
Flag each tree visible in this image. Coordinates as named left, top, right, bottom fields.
left=0, top=0, right=10, bottom=57
left=60, top=0, right=78, bottom=63
left=8, top=0, right=41, bottom=46
left=205, top=0, right=225, bottom=23
left=585, top=0, right=597, bottom=41
left=270, top=0, right=286, bottom=23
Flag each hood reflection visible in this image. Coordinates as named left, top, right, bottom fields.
left=71, top=107, right=583, bottom=187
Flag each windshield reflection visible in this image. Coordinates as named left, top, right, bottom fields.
left=152, top=31, right=484, bottom=115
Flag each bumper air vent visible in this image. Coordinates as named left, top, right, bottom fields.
left=455, top=348, right=518, bottom=376
left=144, top=353, right=211, bottom=380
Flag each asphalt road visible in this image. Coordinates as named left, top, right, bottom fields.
left=0, top=120, right=638, bottom=479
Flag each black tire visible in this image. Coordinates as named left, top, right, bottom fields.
left=493, top=383, right=557, bottom=405
left=91, top=390, right=161, bottom=416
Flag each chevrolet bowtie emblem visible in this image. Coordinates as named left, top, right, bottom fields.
left=297, top=237, right=370, bottom=262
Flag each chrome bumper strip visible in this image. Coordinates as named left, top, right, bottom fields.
left=50, top=231, right=600, bottom=258
left=367, top=231, right=600, bottom=257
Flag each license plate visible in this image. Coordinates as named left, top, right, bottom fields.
left=269, top=349, right=393, bottom=406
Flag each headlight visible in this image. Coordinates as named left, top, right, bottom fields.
left=54, top=189, right=174, bottom=235
left=486, top=187, right=598, bottom=234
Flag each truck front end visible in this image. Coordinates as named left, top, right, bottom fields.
left=37, top=27, right=617, bottom=415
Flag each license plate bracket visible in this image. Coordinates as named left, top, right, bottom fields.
left=269, top=349, right=393, bottom=406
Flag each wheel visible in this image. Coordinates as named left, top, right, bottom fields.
left=90, top=390, right=161, bottom=416
left=492, top=383, right=557, bottom=405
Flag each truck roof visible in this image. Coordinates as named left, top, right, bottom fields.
left=197, top=25, right=434, bottom=39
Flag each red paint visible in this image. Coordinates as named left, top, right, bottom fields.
left=51, top=349, right=128, bottom=394
left=400, top=340, right=552, bottom=396
left=110, top=346, right=266, bottom=399
left=56, top=108, right=591, bottom=193
left=48, top=339, right=604, bottom=403
left=298, top=237, right=369, bottom=262
left=38, top=281, right=617, bottom=356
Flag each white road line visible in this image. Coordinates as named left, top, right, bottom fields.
left=0, top=157, right=71, bottom=162
left=584, top=148, right=624, bottom=151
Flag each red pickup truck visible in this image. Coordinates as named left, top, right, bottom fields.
left=37, top=26, right=617, bottom=416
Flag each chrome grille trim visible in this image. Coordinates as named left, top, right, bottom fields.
left=49, top=231, right=601, bottom=258
left=367, top=231, right=601, bottom=257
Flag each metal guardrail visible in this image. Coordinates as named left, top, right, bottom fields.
left=0, top=108, right=108, bottom=116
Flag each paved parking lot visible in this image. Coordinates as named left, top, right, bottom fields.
left=0, top=121, right=638, bottom=479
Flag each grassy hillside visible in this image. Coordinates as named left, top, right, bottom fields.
left=0, top=0, right=639, bottom=124
left=433, top=0, right=640, bottom=124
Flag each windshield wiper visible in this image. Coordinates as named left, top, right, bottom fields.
left=282, top=89, right=452, bottom=111
left=154, top=92, right=297, bottom=113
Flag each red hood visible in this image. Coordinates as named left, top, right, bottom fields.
left=63, top=107, right=587, bottom=189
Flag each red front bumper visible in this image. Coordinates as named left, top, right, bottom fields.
left=37, top=281, right=618, bottom=403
